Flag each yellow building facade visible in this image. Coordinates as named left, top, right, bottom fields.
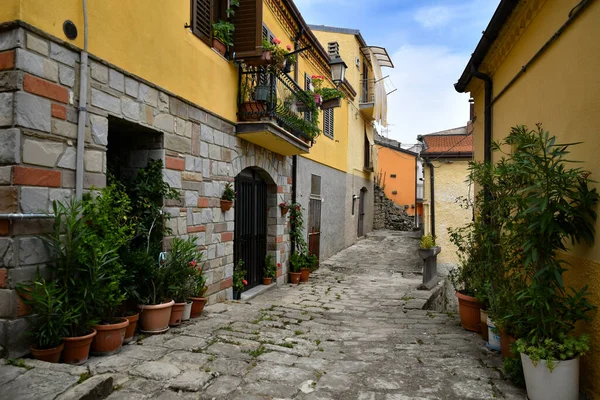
left=455, top=0, right=600, bottom=396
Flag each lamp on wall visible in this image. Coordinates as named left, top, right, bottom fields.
left=330, top=57, right=348, bottom=86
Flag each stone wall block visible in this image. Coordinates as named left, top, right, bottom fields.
left=200, top=124, right=213, bottom=143
left=58, top=64, right=75, bottom=87
left=57, top=146, right=76, bottom=170
left=208, top=144, right=221, bottom=161
left=125, top=77, right=139, bottom=98
left=6, top=317, right=31, bottom=358
left=84, top=150, right=103, bottom=173
left=108, top=69, right=124, bottom=92
left=0, top=237, right=14, bottom=267
left=90, top=61, right=108, bottom=83
left=18, top=237, right=49, bottom=265
left=89, top=114, right=108, bottom=146
left=163, top=169, right=182, bottom=189
left=164, top=134, right=190, bottom=153
left=90, top=88, right=121, bottom=114
left=200, top=142, right=209, bottom=158
left=213, top=130, right=223, bottom=146
left=122, top=97, right=140, bottom=121
left=153, top=113, right=174, bottom=133
left=51, top=119, right=77, bottom=139
left=170, top=97, right=189, bottom=119
left=189, top=107, right=206, bottom=123
left=158, top=92, right=169, bottom=112
left=184, top=190, right=198, bottom=207
left=0, top=71, right=22, bottom=92
left=0, top=92, right=13, bottom=127
left=49, top=42, right=79, bottom=67
left=0, top=128, right=20, bottom=164
left=22, top=139, right=63, bottom=167
left=0, top=166, right=10, bottom=184
left=14, top=91, right=51, bottom=132
left=0, top=289, right=16, bottom=318
left=84, top=172, right=106, bottom=189
left=15, top=49, right=58, bottom=82
left=19, top=187, right=49, bottom=213
left=49, top=188, right=72, bottom=210
left=138, top=83, right=158, bottom=107
left=0, top=29, right=24, bottom=52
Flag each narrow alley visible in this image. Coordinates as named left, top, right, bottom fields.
left=0, top=231, right=525, bottom=400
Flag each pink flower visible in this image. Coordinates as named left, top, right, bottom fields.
left=277, top=263, right=281, bottom=267
left=272, top=38, right=282, bottom=45
left=189, top=260, right=197, bottom=268
left=243, top=279, right=248, bottom=286
left=286, top=44, right=292, bottom=51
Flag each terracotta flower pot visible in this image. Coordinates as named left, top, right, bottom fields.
left=123, top=313, right=139, bottom=344
left=480, top=309, right=489, bottom=342
left=280, top=206, right=289, bottom=216
left=289, top=272, right=301, bottom=284
left=212, top=38, right=226, bottom=56
left=263, top=277, right=273, bottom=285
left=91, top=318, right=129, bottom=356
left=169, top=302, right=186, bottom=327
left=500, top=330, right=517, bottom=359
left=220, top=199, right=233, bottom=211
left=189, top=297, right=207, bottom=318
left=30, top=343, right=63, bottom=363
left=239, top=101, right=267, bottom=121
left=455, top=291, right=481, bottom=332
left=300, top=268, right=310, bottom=283
left=63, top=329, right=97, bottom=365
left=138, top=299, right=174, bottom=334
left=182, top=302, right=192, bottom=321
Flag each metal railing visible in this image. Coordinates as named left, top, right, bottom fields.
left=360, top=78, right=375, bottom=104
left=238, top=65, right=318, bottom=142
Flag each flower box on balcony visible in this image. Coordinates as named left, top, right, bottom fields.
left=313, top=94, right=323, bottom=107
left=245, top=51, right=272, bottom=66
left=321, top=98, right=342, bottom=110
left=239, top=101, right=267, bottom=121
left=212, top=38, right=227, bottom=57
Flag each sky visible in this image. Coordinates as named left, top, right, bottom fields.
left=294, top=0, right=500, bottom=147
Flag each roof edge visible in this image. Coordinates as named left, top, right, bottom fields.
left=307, top=24, right=368, bottom=48
left=454, top=0, right=520, bottom=93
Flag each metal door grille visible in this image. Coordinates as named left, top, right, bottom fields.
left=358, top=190, right=366, bottom=237
left=308, top=198, right=321, bottom=262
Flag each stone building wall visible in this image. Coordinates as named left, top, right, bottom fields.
left=0, top=26, right=292, bottom=357
left=373, top=186, right=415, bottom=231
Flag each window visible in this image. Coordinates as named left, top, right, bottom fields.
left=191, top=0, right=213, bottom=45
left=323, top=108, right=334, bottom=139
left=311, top=175, right=321, bottom=196
left=392, top=190, right=398, bottom=195
left=390, top=174, right=396, bottom=178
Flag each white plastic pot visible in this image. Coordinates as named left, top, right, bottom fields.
left=182, top=302, right=192, bottom=321
left=487, top=318, right=501, bottom=351
left=521, top=353, right=579, bottom=400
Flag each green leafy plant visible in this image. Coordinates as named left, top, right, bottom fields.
left=264, top=254, right=276, bottom=278
left=164, top=237, right=203, bottom=303
left=213, top=21, right=235, bottom=47
left=222, top=182, right=236, bottom=201
left=233, top=259, right=247, bottom=292
left=516, top=334, right=590, bottom=372
left=419, top=234, right=435, bottom=249
left=17, top=274, right=79, bottom=349
left=289, top=251, right=303, bottom=273
left=191, top=258, right=207, bottom=297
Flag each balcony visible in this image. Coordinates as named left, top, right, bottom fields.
left=236, top=65, right=319, bottom=156
left=359, top=78, right=375, bottom=120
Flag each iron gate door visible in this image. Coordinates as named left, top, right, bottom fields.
left=308, top=198, right=321, bottom=263
left=358, top=189, right=366, bottom=237
left=234, top=169, right=267, bottom=290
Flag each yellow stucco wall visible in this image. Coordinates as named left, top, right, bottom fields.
left=0, top=0, right=19, bottom=22
left=376, top=146, right=416, bottom=214
left=466, top=0, right=600, bottom=396
left=423, top=160, right=472, bottom=268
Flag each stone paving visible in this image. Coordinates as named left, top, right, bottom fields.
left=0, top=231, right=526, bottom=399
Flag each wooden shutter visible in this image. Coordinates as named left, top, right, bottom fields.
left=191, top=0, right=212, bottom=45
left=233, top=0, right=263, bottom=58
left=324, top=108, right=334, bottom=139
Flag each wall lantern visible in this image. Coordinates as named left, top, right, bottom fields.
left=330, top=57, right=348, bottom=86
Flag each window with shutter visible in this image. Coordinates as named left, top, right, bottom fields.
left=323, top=108, right=334, bottom=139
left=304, top=73, right=313, bottom=122
left=233, top=0, right=263, bottom=58
left=191, top=0, right=212, bottom=45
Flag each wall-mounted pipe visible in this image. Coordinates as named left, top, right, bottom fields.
left=75, top=0, right=89, bottom=200
left=470, top=65, right=492, bottom=163
left=0, top=213, right=55, bottom=220
left=426, top=160, right=435, bottom=238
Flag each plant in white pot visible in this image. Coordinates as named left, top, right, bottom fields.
left=496, top=125, right=599, bottom=400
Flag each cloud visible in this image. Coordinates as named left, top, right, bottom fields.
left=383, top=45, right=471, bottom=145
left=414, top=5, right=456, bottom=29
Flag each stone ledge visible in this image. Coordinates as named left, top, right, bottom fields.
left=240, top=283, right=277, bottom=302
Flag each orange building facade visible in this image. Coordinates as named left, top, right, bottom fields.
left=374, top=134, right=417, bottom=216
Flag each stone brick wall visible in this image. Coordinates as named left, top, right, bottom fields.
left=0, top=26, right=292, bottom=357
left=373, top=186, right=415, bottom=231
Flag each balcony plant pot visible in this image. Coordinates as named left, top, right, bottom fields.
left=138, top=299, right=174, bottom=334
left=91, top=318, right=129, bottom=356
left=321, top=98, right=342, bottom=110
left=300, top=268, right=310, bottom=283
left=220, top=199, right=233, bottom=211
left=63, top=329, right=97, bottom=365
left=239, top=101, right=267, bottom=121
left=169, top=302, right=186, bottom=327
left=263, top=277, right=272, bottom=285
left=418, top=246, right=441, bottom=260
left=123, top=313, right=139, bottom=344
left=255, top=85, right=270, bottom=102
left=246, top=50, right=272, bottom=66
left=295, top=102, right=310, bottom=113
left=212, top=38, right=226, bottom=56
left=189, top=297, right=207, bottom=318
left=313, top=94, right=323, bottom=107
left=280, top=205, right=289, bottom=216
left=30, top=343, right=63, bottom=363
left=289, top=272, right=301, bottom=284
left=182, top=301, right=192, bottom=321
left=455, top=291, right=481, bottom=332
left=499, top=330, right=516, bottom=359
left=480, top=309, right=489, bottom=342
left=521, top=353, right=579, bottom=400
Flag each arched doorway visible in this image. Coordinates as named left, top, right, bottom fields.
left=357, top=187, right=367, bottom=237
left=234, top=168, right=268, bottom=290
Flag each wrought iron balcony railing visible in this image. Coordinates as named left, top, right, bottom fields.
left=238, top=65, right=319, bottom=142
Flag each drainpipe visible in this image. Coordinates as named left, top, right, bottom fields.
left=413, top=155, right=418, bottom=228
left=426, top=160, right=435, bottom=238
left=470, top=65, right=492, bottom=163
left=0, top=213, right=55, bottom=219
left=291, top=155, right=297, bottom=253
left=75, top=0, right=89, bottom=200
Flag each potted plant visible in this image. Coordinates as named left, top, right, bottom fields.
left=263, top=254, right=276, bottom=285
left=212, top=21, right=234, bottom=56
left=259, top=38, right=296, bottom=72
left=311, top=75, right=344, bottom=109
left=232, top=259, right=247, bottom=300
left=18, top=275, right=78, bottom=363
left=189, top=260, right=207, bottom=318
left=289, top=252, right=302, bottom=284
left=300, top=252, right=316, bottom=283
left=279, top=201, right=290, bottom=216
left=221, top=182, right=235, bottom=211
left=417, top=234, right=440, bottom=260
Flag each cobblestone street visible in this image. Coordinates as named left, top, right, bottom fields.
left=0, top=231, right=525, bottom=399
